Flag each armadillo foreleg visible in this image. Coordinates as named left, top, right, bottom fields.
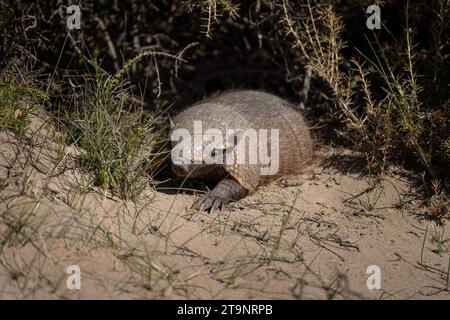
left=193, top=178, right=248, bottom=214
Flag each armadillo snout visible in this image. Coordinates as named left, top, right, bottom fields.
left=171, top=162, right=195, bottom=176
left=171, top=162, right=219, bottom=178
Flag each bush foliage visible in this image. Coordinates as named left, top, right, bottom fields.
left=1, top=0, right=449, bottom=195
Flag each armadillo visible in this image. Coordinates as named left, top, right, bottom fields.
left=170, top=90, right=313, bottom=213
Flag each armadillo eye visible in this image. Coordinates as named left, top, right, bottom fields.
left=210, top=149, right=216, bottom=157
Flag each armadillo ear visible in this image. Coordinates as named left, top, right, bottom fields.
left=168, top=116, right=175, bottom=129
left=224, top=130, right=244, bottom=155
left=234, top=130, right=245, bottom=146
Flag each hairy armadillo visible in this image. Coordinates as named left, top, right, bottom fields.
left=170, top=90, right=313, bottom=213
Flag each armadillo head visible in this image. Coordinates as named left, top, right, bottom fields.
left=169, top=101, right=258, bottom=192
left=170, top=131, right=227, bottom=178
left=169, top=109, right=236, bottom=179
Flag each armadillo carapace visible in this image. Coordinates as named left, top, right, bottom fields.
left=171, top=90, right=313, bottom=213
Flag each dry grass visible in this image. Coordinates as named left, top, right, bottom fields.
left=56, top=55, right=172, bottom=200
left=280, top=0, right=450, bottom=218
left=1, top=0, right=450, bottom=299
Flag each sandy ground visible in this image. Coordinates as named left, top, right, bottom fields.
left=0, top=114, right=449, bottom=299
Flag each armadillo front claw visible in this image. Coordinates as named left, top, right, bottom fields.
left=193, top=194, right=227, bottom=214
